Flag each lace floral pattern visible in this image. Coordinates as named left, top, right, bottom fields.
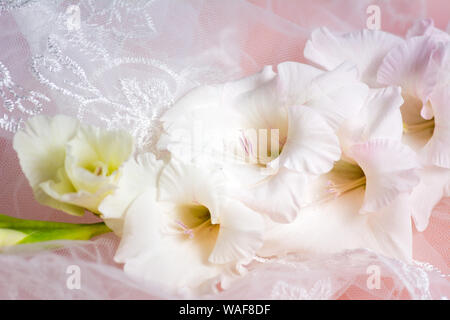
left=0, top=61, right=49, bottom=132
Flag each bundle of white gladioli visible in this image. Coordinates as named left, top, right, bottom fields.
left=4, top=19, right=449, bottom=296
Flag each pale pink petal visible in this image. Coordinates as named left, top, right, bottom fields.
left=366, top=194, right=413, bottom=262
left=114, top=190, right=226, bottom=295
left=259, top=189, right=413, bottom=262
left=209, top=198, right=264, bottom=264
left=279, top=105, right=341, bottom=174
left=277, top=61, right=369, bottom=131
left=99, top=153, right=164, bottom=220
left=349, top=139, right=420, bottom=214
left=235, top=167, right=307, bottom=223
left=410, top=167, right=450, bottom=232
left=157, top=158, right=226, bottom=224
left=406, top=18, right=450, bottom=42
left=223, top=65, right=276, bottom=98
left=339, top=86, right=404, bottom=154
left=159, top=66, right=280, bottom=165
left=422, top=85, right=450, bottom=168
left=304, top=27, right=403, bottom=87
left=377, top=36, right=444, bottom=119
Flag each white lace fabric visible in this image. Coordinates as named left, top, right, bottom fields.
left=0, top=0, right=448, bottom=299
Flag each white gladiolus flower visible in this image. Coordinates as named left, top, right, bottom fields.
left=304, top=21, right=450, bottom=232
left=99, top=154, right=265, bottom=295
left=159, top=62, right=368, bottom=222
left=304, top=27, right=404, bottom=87
left=13, top=115, right=134, bottom=216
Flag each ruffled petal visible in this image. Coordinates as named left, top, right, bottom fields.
left=339, top=86, right=404, bottom=155
left=162, top=65, right=277, bottom=131
left=377, top=36, right=444, bottom=118
left=422, top=85, right=450, bottom=168
left=99, top=153, right=164, bottom=221
left=160, top=66, right=278, bottom=164
left=12, top=115, right=82, bottom=215
left=304, top=27, right=403, bottom=87
left=158, top=157, right=227, bottom=224
left=114, top=190, right=226, bottom=295
left=410, top=167, right=450, bottom=232
left=230, top=70, right=287, bottom=138
left=279, top=105, right=341, bottom=174
left=349, top=139, right=420, bottom=214
left=406, top=18, right=450, bottom=42
left=278, top=61, right=369, bottom=131
left=37, top=163, right=107, bottom=214
left=40, top=180, right=107, bottom=214
left=223, top=65, right=277, bottom=99
left=259, top=188, right=412, bottom=262
left=235, top=167, right=307, bottom=223
left=209, top=198, right=264, bottom=264
left=13, top=115, right=78, bottom=188
left=65, top=124, right=134, bottom=194
left=365, top=194, right=413, bottom=261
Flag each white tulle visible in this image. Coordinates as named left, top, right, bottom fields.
left=0, top=0, right=448, bottom=299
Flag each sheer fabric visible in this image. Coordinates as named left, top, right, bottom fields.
left=0, top=0, right=448, bottom=299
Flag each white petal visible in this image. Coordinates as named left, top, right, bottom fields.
left=157, top=158, right=227, bottom=224
left=410, top=167, right=450, bottom=232
left=349, top=139, right=420, bottom=213
left=377, top=36, right=443, bottom=116
left=259, top=188, right=412, bottom=262
left=279, top=106, right=341, bottom=174
left=40, top=181, right=105, bottom=214
left=278, top=61, right=369, bottom=131
left=230, top=70, right=286, bottom=136
left=236, top=167, right=307, bottom=223
left=276, top=61, right=323, bottom=103
left=406, top=18, right=450, bottom=42
left=209, top=198, right=264, bottom=264
left=99, top=153, right=164, bottom=220
left=304, top=27, right=403, bottom=87
left=422, top=85, right=450, bottom=168
left=223, top=65, right=276, bottom=98
left=12, top=115, right=83, bottom=215
left=160, top=66, right=278, bottom=165
left=365, top=194, right=412, bottom=261
left=13, top=115, right=78, bottom=188
left=38, top=166, right=115, bottom=215
left=161, top=85, right=222, bottom=125
left=339, top=86, right=404, bottom=154
left=162, top=65, right=277, bottom=131
left=65, top=124, right=134, bottom=194
left=114, top=190, right=226, bottom=295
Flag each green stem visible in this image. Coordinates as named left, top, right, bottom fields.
left=0, top=214, right=112, bottom=246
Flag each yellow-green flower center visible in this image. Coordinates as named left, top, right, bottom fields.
left=173, top=204, right=218, bottom=239
left=85, top=160, right=111, bottom=177
left=403, top=119, right=435, bottom=134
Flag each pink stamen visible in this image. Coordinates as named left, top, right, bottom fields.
left=240, top=133, right=253, bottom=156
